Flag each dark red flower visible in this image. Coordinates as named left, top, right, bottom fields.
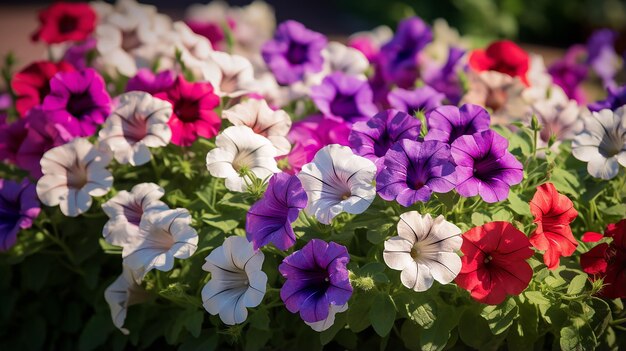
left=581, top=219, right=626, bottom=298
left=455, top=221, right=534, bottom=305
left=11, top=61, right=75, bottom=117
left=529, top=182, right=578, bottom=270
left=468, top=40, right=530, bottom=85
left=32, top=2, right=96, bottom=44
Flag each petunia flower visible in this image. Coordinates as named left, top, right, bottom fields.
left=421, top=46, right=466, bottom=104
left=530, top=98, right=584, bottom=153
left=451, top=130, right=524, bottom=203
left=104, top=266, right=149, bottom=335
left=586, top=29, right=620, bottom=88
left=348, top=25, right=393, bottom=62
left=202, top=235, right=267, bottom=325
left=158, top=21, right=213, bottom=78
left=297, top=145, right=376, bottom=224
left=305, top=303, right=348, bottom=332
left=155, top=75, right=221, bottom=146
left=36, top=138, right=113, bottom=217
left=279, top=239, right=352, bottom=323
left=31, top=2, right=96, bottom=44
left=377, top=140, right=456, bottom=206
left=246, top=173, right=307, bottom=250
left=0, top=179, right=41, bottom=251
left=61, top=37, right=97, bottom=70
left=310, top=72, right=377, bottom=124
left=548, top=45, right=588, bottom=104
left=222, top=99, right=292, bottom=156
left=102, top=182, right=169, bottom=247
left=468, top=40, right=530, bottom=85
left=125, top=69, right=176, bottom=95
left=571, top=107, right=626, bottom=180
left=202, top=51, right=255, bottom=98
left=455, top=221, right=534, bottom=305
left=98, top=91, right=173, bottom=166
left=387, top=86, right=445, bottom=116
left=349, top=109, right=421, bottom=172
left=262, top=20, right=327, bottom=85
left=41, top=68, right=112, bottom=138
left=206, top=126, right=280, bottom=192
left=0, top=119, right=29, bottom=165
left=588, top=84, right=626, bottom=112
left=11, top=60, right=75, bottom=117
left=383, top=211, right=462, bottom=291
left=529, top=182, right=578, bottom=270
left=425, top=104, right=491, bottom=144
left=123, top=208, right=198, bottom=281
left=323, top=41, right=369, bottom=77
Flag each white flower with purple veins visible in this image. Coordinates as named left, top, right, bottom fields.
left=104, top=266, right=149, bottom=335
left=206, top=126, right=280, bottom=192
left=383, top=211, right=462, bottom=292
left=36, top=138, right=113, bottom=217
left=298, top=144, right=376, bottom=225
left=323, top=42, right=369, bottom=77
left=202, top=236, right=267, bottom=325
left=305, top=303, right=348, bottom=332
left=98, top=91, right=172, bottom=166
left=572, top=107, right=626, bottom=180
left=123, top=208, right=198, bottom=281
left=203, top=51, right=255, bottom=98
left=531, top=98, right=584, bottom=153
left=102, top=182, right=169, bottom=247
left=222, top=99, right=292, bottom=155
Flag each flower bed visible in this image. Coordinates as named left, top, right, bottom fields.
left=0, top=1, right=625, bottom=350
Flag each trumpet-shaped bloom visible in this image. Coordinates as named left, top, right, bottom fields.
left=206, top=126, right=280, bottom=192
left=98, top=91, right=173, bottom=166
left=383, top=211, right=462, bottom=291
left=468, top=40, right=529, bottom=85
left=572, top=107, right=626, bottom=180
left=32, top=2, right=96, bottom=44
left=36, top=138, right=112, bottom=217
left=125, top=69, right=176, bottom=95
left=310, top=72, right=377, bottom=124
left=279, top=239, right=352, bottom=323
left=425, top=104, right=491, bottom=144
left=376, top=140, right=456, bottom=206
left=387, top=86, right=444, bottom=116
left=297, top=145, right=376, bottom=224
left=324, top=42, right=369, bottom=77
left=104, top=266, right=149, bottom=335
left=531, top=98, right=584, bottom=152
left=0, top=179, right=41, bottom=251
left=11, top=60, right=74, bottom=117
left=202, top=236, right=267, bottom=325
left=203, top=51, right=255, bottom=98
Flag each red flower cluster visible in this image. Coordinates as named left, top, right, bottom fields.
left=11, top=61, right=75, bottom=117
left=32, top=2, right=96, bottom=44
left=580, top=219, right=626, bottom=299
left=455, top=221, right=534, bottom=305
left=529, top=183, right=578, bottom=270
left=468, top=40, right=530, bottom=85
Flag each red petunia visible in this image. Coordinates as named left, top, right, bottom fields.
left=11, top=61, right=75, bottom=117
left=581, top=219, right=626, bottom=298
left=32, top=2, right=96, bottom=44
left=468, top=40, right=530, bottom=85
left=455, top=221, right=534, bottom=305
left=529, top=182, right=578, bottom=270
left=155, top=75, right=221, bottom=147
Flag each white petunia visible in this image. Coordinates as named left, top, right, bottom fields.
left=159, top=21, right=213, bottom=77
left=572, top=107, right=626, bottom=180
left=102, top=182, right=169, bottom=247
left=202, top=51, right=255, bottom=98
left=298, top=144, right=376, bottom=225
left=98, top=91, right=172, bottom=166
left=423, top=18, right=469, bottom=64
left=123, top=208, right=198, bottom=281
left=383, top=211, right=462, bottom=292
left=201, top=235, right=267, bottom=325
left=104, top=266, right=149, bottom=335
left=305, top=303, right=348, bottom=332
left=222, top=99, right=292, bottom=155
left=323, top=42, right=369, bottom=78
left=530, top=98, right=584, bottom=154
left=521, top=55, right=568, bottom=106
left=206, top=126, right=280, bottom=192
left=37, top=138, right=112, bottom=217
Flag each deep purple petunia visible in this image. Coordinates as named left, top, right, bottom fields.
left=262, top=20, right=327, bottom=85
left=548, top=45, right=588, bottom=104
left=376, top=139, right=456, bottom=206
left=378, top=16, right=432, bottom=88
left=425, top=104, right=491, bottom=144
left=349, top=109, right=421, bottom=172
left=422, top=46, right=466, bottom=104
left=588, top=84, right=626, bottom=112
left=246, top=173, right=308, bottom=251
left=310, top=72, right=377, bottom=124
left=126, top=69, right=176, bottom=95
left=279, top=239, right=352, bottom=323
left=41, top=68, right=111, bottom=138
left=587, top=29, right=619, bottom=87
left=387, top=86, right=444, bottom=116
left=451, top=130, right=523, bottom=203
left=0, top=178, right=40, bottom=251
left=62, top=38, right=97, bottom=70
left=0, top=119, right=28, bottom=164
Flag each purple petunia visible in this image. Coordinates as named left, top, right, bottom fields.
left=41, top=68, right=112, bottom=138
left=246, top=173, right=308, bottom=251
left=349, top=109, right=421, bottom=172
left=0, top=119, right=28, bottom=165
left=126, top=69, right=176, bottom=95
left=451, top=130, right=524, bottom=203
left=262, top=20, right=327, bottom=85
left=310, top=72, right=377, bottom=124
left=422, top=46, right=466, bottom=104
left=548, top=45, right=588, bottom=104
left=425, top=104, right=491, bottom=144
left=279, top=239, right=352, bottom=323
left=588, top=84, right=626, bottom=112
left=387, top=86, right=444, bottom=116
left=587, top=29, right=619, bottom=87
left=376, top=139, right=456, bottom=206
left=0, top=178, right=40, bottom=251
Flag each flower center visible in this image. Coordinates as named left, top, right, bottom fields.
left=121, top=29, right=142, bottom=52
left=122, top=114, right=149, bottom=143
left=66, top=160, right=89, bottom=189
left=410, top=246, right=421, bottom=259
left=66, top=90, right=97, bottom=120
left=174, top=99, right=200, bottom=123
left=483, top=255, right=493, bottom=264
left=286, top=42, right=309, bottom=65
left=599, top=130, right=624, bottom=157
left=232, top=151, right=255, bottom=174
left=341, top=192, right=351, bottom=200
left=330, top=94, right=359, bottom=119
left=485, top=88, right=508, bottom=112
left=220, top=74, right=239, bottom=94
left=58, top=15, right=78, bottom=34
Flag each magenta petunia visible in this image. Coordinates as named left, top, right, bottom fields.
left=311, top=72, right=377, bottom=124
left=451, top=130, right=524, bottom=203
left=425, top=104, right=491, bottom=144
left=126, top=69, right=177, bottom=95
left=387, top=86, right=445, bottom=116
left=0, top=178, right=41, bottom=251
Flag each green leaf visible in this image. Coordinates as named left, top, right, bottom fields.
left=244, top=327, right=271, bottom=351
left=507, top=191, right=531, bottom=216
left=459, top=308, right=507, bottom=350
left=367, top=222, right=394, bottom=244
left=603, top=204, right=626, bottom=216
left=201, top=213, right=239, bottom=233
left=492, top=208, right=514, bottom=222
left=560, top=317, right=597, bottom=351
left=178, top=332, right=218, bottom=351
left=419, top=303, right=460, bottom=351
left=471, top=212, right=491, bottom=226
left=369, top=293, right=396, bottom=337
left=347, top=293, right=374, bottom=333
left=399, top=292, right=438, bottom=329
left=588, top=298, right=612, bottom=337
left=248, top=308, right=270, bottom=331
left=184, top=310, right=204, bottom=338
left=551, top=168, right=580, bottom=197
left=480, top=298, right=518, bottom=335
left=320, top=309, right=348, bottom=345
left=566, top=273, right=588, bottom=295
left=506, top=301, right=539, bottom=351
left=400, top=319, right=421, bottom=351
left=78, top=313, right=114, bottom=351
